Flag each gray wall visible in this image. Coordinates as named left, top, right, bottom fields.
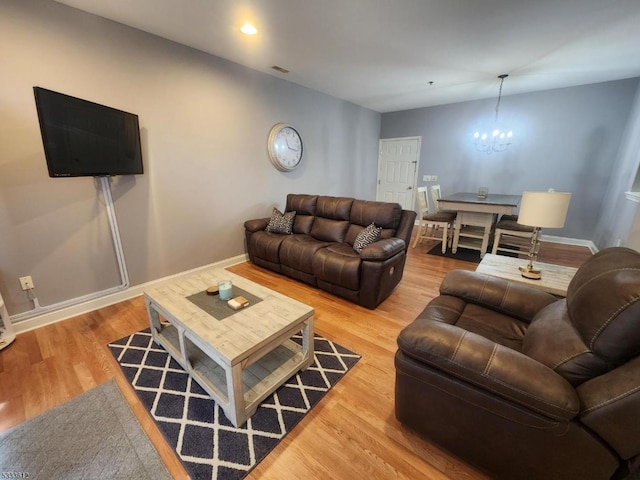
left=593, top=85, right=640, bottom=249
left=0, top=0, right=381, bottom=316
left=380, top=78, right=640, bottom=240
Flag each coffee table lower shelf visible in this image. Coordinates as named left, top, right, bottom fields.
left=150, top=319, right=313, bottom=427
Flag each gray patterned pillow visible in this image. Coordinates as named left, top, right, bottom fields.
left=266, top=208, right=296, bottom=234
left=353, top=222, right=382, bottom=253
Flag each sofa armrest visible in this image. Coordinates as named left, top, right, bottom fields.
left=395, top=209, right=417, bottom=246
left=577, top=356, right=640, bottom=459
left=397, top=318, right=579, bottom=421
left=244, top=218, right=269, bottom=233
left=440, top=270, right=557, bottom=323
left=360, top=237, right=405, bottom=261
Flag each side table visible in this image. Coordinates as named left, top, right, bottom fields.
left=476, top=254, right=578, bottom=297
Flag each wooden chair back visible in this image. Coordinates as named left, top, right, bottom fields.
left=416, top=186, right=431, bottom=216
left=431, top=184, right=443, bottom=211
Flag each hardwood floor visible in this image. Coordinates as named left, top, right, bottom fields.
left=0, top=238, right=592, bottom=479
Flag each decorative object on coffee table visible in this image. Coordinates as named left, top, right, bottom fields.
left=217, top=279, right=233, bottom=300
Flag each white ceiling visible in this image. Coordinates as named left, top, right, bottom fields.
left=54, top=0, right=640, bottom=113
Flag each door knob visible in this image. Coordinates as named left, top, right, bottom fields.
left=407, top=186, right=413, bottom=190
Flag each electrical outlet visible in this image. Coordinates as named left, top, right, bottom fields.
left=422, top=175, right=438, bottom=182
left=19, top=276, right=34, bottom=290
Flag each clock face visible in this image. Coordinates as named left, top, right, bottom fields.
left=268, top=123, right=303, bottom=171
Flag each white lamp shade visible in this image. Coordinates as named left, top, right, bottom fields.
left=518, top=191, right=572, bottom=228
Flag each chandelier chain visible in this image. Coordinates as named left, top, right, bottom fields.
left=494, top=75, right=505, bottom=123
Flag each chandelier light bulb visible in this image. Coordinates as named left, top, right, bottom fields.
left=472, top=74, right=514, bottom=154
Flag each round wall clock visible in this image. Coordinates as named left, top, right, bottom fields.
left=267, top=123, right=303, bottom=171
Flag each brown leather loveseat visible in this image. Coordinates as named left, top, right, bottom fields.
left=244, top=194, right=416, bottom=309
left=395, top=247, right=640, bottom=479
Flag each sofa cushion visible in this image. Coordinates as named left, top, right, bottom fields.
left=350, top=199, right=401, bottom=230
left=315, top=196, right=354, bottom=220
left=418, top=295, right=528, bottom=351
left=286, top=194, right=318, bottom=234
left=286, top=194, right=318, bottom=215
left=344, top=200, right=401, bottom=243
left=312, top=243, right=361, bottom=291
left=280, top=235, right=331, bottom=274
left=249, top=231, right=290, bottom=264
left=292, top=215, right=315, bottom=235
left=266, top=208, right=295, bottom=234
left=310, top=217, right=351, bottom=243
left=352, top=222, right=382, bottom=253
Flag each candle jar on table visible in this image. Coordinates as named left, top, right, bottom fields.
left=218, top=280, right=233, bottom=300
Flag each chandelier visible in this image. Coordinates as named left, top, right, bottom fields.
left=473, top=74, right=513, bottom=154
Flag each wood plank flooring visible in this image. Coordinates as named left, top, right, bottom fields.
left=0, top=237, right=592, bottom=479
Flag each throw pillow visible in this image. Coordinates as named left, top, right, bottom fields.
left=266, top=208, right=296, bottom=234
left=353, top=222, right=382, bottom=253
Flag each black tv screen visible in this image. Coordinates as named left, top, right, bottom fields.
left=33, top=87, right=143, bottom=177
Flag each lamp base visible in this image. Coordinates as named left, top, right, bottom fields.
left=519, top=264, right=541, bottom=280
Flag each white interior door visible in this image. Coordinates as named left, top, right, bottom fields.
left=377, top=137, right=421, bottom=210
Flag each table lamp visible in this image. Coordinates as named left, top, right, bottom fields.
left=517, top=190, right=572, bottom=280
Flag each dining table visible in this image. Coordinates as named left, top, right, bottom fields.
left=437, top=192, right=522, bottom=258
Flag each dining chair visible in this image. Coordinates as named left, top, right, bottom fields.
left=430, top=184, right=456, bottom=214
left=491, top=214, right=536, bottom=256
left=412, top=186, right=456, bottom=253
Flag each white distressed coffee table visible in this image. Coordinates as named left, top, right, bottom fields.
left=144, top=268, right=314, bottom=427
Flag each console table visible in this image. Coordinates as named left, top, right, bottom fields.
left=438, top=193, right=521, bottom=258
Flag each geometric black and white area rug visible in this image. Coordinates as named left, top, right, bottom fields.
left=108, top=329, right=360, bottom=480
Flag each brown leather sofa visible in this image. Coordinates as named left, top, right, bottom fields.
left=395, top=247, right=640, bottom=480
left=244, top=194, right=416, bottom=309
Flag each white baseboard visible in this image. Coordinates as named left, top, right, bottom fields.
left=12, top=254, right=249, bottom=334
left=539, top=234, right=598, bottom=253
left=11, top=234, right=596, bottom=335
left=412, top=219, right=598, bottom=254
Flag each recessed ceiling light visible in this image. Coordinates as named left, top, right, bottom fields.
left=240, top=23, right=258, bottom=35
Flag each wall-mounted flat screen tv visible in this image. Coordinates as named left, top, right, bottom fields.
left=33, top=87, right=143, bottom=177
